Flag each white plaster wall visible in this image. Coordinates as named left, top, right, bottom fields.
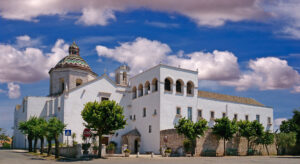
left=126, top=66, right=161, bottom=153
left=159, top=65, right=198, bottom=130
left=197, top=98, right=274, bottom=131
left=62, top=75, right=126, bottom=145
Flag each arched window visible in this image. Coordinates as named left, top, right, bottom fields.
left=176, top=79, right=184, bottom=93
left=152, top=78, right=158, bottom=92
left=144, top=81, right=150, bottom=95
left=123, top=72, right=127, bottom=81
left=76, top=79, right=83, bottom=86
left=187, top=81, right=194, bottom=95
left=132, top=86, right=137, bottom=99
left=164, top=77, right=173, bottom=92
left=138, top=84, right=143, bottom=97
left=60, top=78, right=65, bottom=93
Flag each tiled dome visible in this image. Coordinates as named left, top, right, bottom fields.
left=53, top=42, right=93, bottom=72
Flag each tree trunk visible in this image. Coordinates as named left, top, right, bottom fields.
left=40, top=137, right=44, bottom=154
left=224, top=139, right=226, bottom=156
left=247, top=139, right=250, bottom=155
left=98, top=134, right=102, bottom=158
left=192, top=139, right=196, bottom=156
left=47, top=139, right=51, bottom=156
left=265, top=144, right=269, bottom=156
left=28, top=137, right=33, bottom=152
left=33, top=138, right=38, bottom=153
left=55, top=137, right=59, bottom=159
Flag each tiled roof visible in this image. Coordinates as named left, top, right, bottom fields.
left=198, top=90, right=264, bottom=106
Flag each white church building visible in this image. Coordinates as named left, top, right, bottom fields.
left=13, top=42, right=273, bottom=154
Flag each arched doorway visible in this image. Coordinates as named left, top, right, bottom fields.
left=134, top=139, right=139, bottom=153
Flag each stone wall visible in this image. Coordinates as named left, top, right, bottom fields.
left=160, top=129, right=277, bottom=156
left=51, top=144, right=82, bottom=158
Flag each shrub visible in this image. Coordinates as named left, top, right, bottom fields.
left=165, top=148, right=172, bottom=154
left=107, top=143, right=116, bottom=150
left=124, top=149, right=131, bottom=153
left=93, top=145, right=98, bottom=150
left=3, top=143, right=11, bottom=149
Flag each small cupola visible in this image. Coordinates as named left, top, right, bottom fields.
left=69, top=41, right=80, bottom=55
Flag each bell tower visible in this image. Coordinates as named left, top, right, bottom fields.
left=115, top=65, right=130, bottom=86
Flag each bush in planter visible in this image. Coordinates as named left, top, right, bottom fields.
left=124, top=149, right=131, bottom=157
left=82, top=143, right=91, bottom=155
left=107, top=143, right=116, bottom=154
left=165, top=148, right=172, bottom=154
left=183, top=139, right=192, bottom=154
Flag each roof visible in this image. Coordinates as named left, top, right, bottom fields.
left=122, top=129, right=141, bottom=136
left=198, top=90, right=264, bottom=107
left=49, top=42, right=97, bottom=75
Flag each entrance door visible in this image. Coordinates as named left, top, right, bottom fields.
left=134, top=139, right=139, bottom=153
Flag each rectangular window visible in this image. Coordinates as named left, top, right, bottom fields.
left=176, top=107, right=181, bottom=115
left=133, top=115, right=136, bottom=120
left=234, top=114, right=238, bottom=120
left=268, top=117, right=271, bottom=124
left=256, top=115, right=260, bottom=123
left=149, top=125, right=152, bottom=133
left=188, top=107, right=192, bottom=121
left=143, top=108, right=146, bottom=117
left=245, top=115, right=249, bottom=121
left=130, top=115, right=132, bottom=120
left=210, top=111, right=215, bottom=119
left=101, top=97, right=109, bottom=101
left=222, top=112, right=226, bottom=118
left=198, top=110, right=202, bottom=118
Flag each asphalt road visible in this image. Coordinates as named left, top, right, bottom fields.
left=1, top=150, right=300, bottom=164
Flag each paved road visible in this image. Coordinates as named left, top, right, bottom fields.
left=1, top=150, right=300, bottom=164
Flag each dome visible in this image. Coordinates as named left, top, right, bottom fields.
left=49, top=42, right=96, bottom=75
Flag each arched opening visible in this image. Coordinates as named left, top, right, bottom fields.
left=123, top=72, right=127, bottom=81
left=132, top=86, right=137, bottom=99
left=164, top=77, right=173, bottom=92
left=60, top=78, right=65, bottom=93
left=187, top=81, right=194, bottom=95
left=76, top=79, right=83, bottom=86
left=138, top=84, right=143, bottom=97
left=152, top=78, right=158, bottom=92
left=144, top=81, right=150, bottom=95
left=176, top=79, right=184, bottom=93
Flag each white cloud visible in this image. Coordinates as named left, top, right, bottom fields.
left=15, top=35, right=41, bottom=48
left=96, top=37, right=240, bottom=81
left=0, top=36, right=68, bottom=84
left=264, top=0, right=300, bottom=39
left=97, top=37, right=300, bottom=92
left=221, top=57, right=300, bottom=92
left=7, top=82, right=20, bottom=99
left=274, top=118, right=287, bottom=131
left=167, top=50, right=240, bottom=80
left=0, top=0, right=268, bottom=27
left=96, top=37, right=170, bottom=75
left=109, top=72, right=115, bottom=78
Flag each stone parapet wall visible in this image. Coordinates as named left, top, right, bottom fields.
left=160, top=129, right=276, bottom=156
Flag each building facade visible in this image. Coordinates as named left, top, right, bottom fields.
left=13, top=43, right=273, bottom=154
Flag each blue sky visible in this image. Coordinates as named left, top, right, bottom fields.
left=1, top=0, right=300, bottom=136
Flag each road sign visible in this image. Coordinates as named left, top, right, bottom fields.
left=83, top=128, right=92, bottom=137
left=65, top=130, right=71, bottom=136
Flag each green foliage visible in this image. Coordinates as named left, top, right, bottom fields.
left=81, top=100, right=126, bottom=157
left=175, top=118, right=208, bottom=141
left=280, top=120, right=297, bottom=133
left=0, top=128, right=9, bottom=143
left=107, top=142, right=116, bottom=150
left=175, top=118, right=208, bottom=155
left=213, top=117, right=238, bottom=156
left=213, top=117, right=238, bottom=140
left=81, top=100, right=126, bottom=135
left=124, top=149, right=130, bottom=153
left=275, top=132, right=297, bottom=154
left=47, top=117, right=66, bottom=139
left=165, top=148, right=172, bottom=153
left=2, top=143, right=11, bottom=149
left=183, top=139, right=192, bottom=153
